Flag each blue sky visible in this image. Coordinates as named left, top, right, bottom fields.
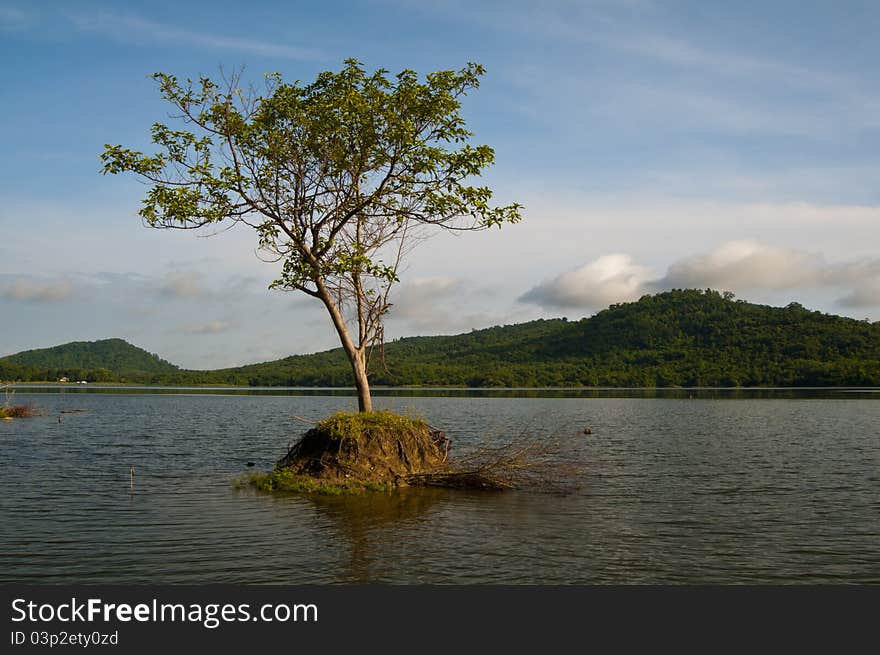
left=2, top=0, right=879, bottom=368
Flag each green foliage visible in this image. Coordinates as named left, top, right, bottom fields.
left=100, top=59, right=521, bottom=304
left=101, top=59, right=522, bottom=411
left=203, top=290, right=878, bottom=387
left=240, top=469, right=392, bottom=495
left=0, top=338, right=176, bottom=372
left=315, top=410, right=428, bottom=441
left=3, top=290, right=878, bottom=387
left=0, top=339, right=177, bottom=381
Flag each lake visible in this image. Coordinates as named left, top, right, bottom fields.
left=2, top=388, right=878, bottom=583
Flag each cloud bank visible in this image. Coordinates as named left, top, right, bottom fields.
left=158, top=271, right=204, bottom=299
left=0, top=277, right=73, bottom=302
left=661, top=241, right=822, bottom=290
left=520, top=241, right=880, bottom=311
left=387, top=276, right=524, bottom=336
left=519, top=254, right=652, bottom=308
left=186, top=320, right=231, bottom=335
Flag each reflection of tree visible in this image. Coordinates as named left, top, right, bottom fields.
left=302, top=488, right=448, bottom=583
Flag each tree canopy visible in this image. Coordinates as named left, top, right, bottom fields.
left=101, top=59, right=522, bottom=410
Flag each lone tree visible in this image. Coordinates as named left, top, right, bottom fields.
left=102, top=59, right=521, bottom=412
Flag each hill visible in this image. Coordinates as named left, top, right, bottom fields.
left=2, top=290, right=879, bottom=386
left=213, top=290, right=879, bottom=387
left=0, top=338, right=178, bottom=381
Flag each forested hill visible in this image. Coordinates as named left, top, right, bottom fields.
left=0, top=338, right=178, bottom=378
left=220, top=289, right=880, bottom=387
left=2, top=290, right=879, bottom=386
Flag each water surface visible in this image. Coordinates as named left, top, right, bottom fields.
left=2, top=389, right=878, bottom=583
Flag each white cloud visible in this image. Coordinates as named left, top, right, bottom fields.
left=824, top=259, right=880, bottom=286
left=489, top=2, right=872, bottom=100
left=388, top=276, right=475, bottom=332
left=67, top=11, right=324, bottom=60
left=519, top=254, right=653, bottom=309
left=392, top=277, right=463, bottom=320
left=837, top=284, right=880, bottom=308
left=594, top=83, right=841, bottom=138
left=158, top=271, right=203, bottom=299
left=186, top=320, right=231, bottom=335
left=385, top=276, right=527, bottom=335
left=585, top=30, right=846, bottom=94
left=659, top=241, right=821, bottom=290
left=504, top=198, right=880, bottom=270
left=659, top=241, right=880, bottom=299
left=0, top=277, right=73, bottom=302
left=520, top=241, right=880, bottom=310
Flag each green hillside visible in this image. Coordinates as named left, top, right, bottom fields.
left=2, top=290, right=879, bottom=386
left=0, top=338, right=178, bottom=381
left=216, top=290, right=879, bottom=387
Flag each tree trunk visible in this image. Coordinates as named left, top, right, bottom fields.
left=315, top=283, right=373, bottom=413
left=350, top=350, right=373, bottom=413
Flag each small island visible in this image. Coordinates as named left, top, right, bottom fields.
left=0, top=385, right=40, bottom=420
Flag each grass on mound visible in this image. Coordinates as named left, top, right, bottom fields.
left=315, top=410, right=429, bottom=441
left=236, top=410, right=433, bottom=495
left=236, top=469, right=394, bottom=495
left=236, top=409, right=577, bottom=496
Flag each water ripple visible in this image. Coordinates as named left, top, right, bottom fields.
left=1, top=392, right=879, bottom=583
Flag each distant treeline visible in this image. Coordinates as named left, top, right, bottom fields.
left=3, top=290, right=879, bottom=387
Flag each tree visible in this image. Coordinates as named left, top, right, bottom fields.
left=102, top=59, right=522, bottom=412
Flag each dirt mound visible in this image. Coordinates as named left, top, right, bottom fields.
left=276, top=411, right=450, bottom=485
left=247, top=410, right=574, bottom=495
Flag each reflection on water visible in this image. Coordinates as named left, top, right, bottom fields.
left=1, top=390, right=878, bottom=583
left=290, top=488, right=449, bottom=583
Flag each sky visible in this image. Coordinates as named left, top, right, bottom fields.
left=2, top=0, right=879, bottom=368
